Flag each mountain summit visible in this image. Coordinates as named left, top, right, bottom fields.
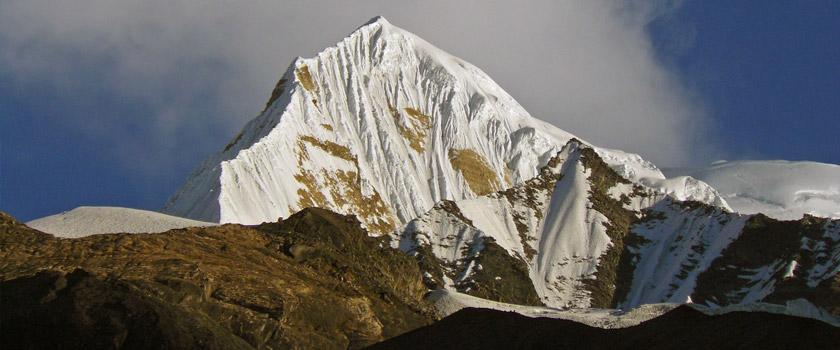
left=163, top=17, right=723, bottom=233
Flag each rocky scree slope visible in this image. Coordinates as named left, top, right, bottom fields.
left=393, top=139, right=840, bottom=314
left=0, top=210, right=435, bottom=349
left=163, top=16, right=725, bottom=235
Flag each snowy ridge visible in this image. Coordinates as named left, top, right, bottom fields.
left=665, top=160, right=840, bottom=220
left=394, top=140, right=662, bottom=308
left=163, top=16, right=726, bottom=234
left=26, top=207, right=215, bottom=238
left=165, top=16, right=570, bottom=233
left=394, top=140, right=840, bottom=313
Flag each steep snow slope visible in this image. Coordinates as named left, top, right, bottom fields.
left=533, top=144, right=610, bottom=306
left=664, top=160, right=840, bottom=220
left=621, top=199, right=749, bottom=307
left=394, top=140, right=674, bottom=308
left=163, top=17, right=725, bottom=234
left=394, top=140, right=840, bottom=313
left=26, top=207, right=215, bottom=238
left=621, top=200, right=840, bottom=314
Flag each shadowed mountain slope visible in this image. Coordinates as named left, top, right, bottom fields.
left=366, top=306, right=840, bottom=350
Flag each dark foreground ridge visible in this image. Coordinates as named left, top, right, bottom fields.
left=0, top=209, right=434, bottom=349
left=3, top=209, right=839, bottom=349
left=366, top=306, right=840, bottom=350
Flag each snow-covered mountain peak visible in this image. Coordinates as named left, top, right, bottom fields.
left=665, top=160, right=840, bottom=220
left=360, top=15, right=390, bottom=27
left=163, top=18, right=728, bottom=234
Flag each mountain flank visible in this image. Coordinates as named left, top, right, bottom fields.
left=394, top=140, right=840, bottom=312
left=0, top=210, right=434, bottom=349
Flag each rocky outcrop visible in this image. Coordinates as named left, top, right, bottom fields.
left=0, top=209, right=434, bottom=349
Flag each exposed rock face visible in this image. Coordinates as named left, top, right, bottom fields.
left=625, top=202, right=840, bottom=314
left=1, top=269, right=254, bottom=350
left=393, top=140, right=656, bottom=308
left=366, top=307, right=840, bottom=350
left=394, top=140, right=840, bottom=313
left=0, top=209, right=434, bottom=349
left=690, top=213, right=840, bottom=313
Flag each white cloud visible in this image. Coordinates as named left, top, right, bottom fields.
left=0, top=0, right=716, bottom=181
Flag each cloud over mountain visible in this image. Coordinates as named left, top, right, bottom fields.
left=0, top=0, right=712, bottom=178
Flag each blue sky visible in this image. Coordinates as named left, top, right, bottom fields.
left=1, top=1, right=838, bottom=221
left=649, top=1, right=839, bottom=164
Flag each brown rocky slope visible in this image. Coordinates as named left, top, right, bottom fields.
left=0, top=209, right=435, bottom=349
